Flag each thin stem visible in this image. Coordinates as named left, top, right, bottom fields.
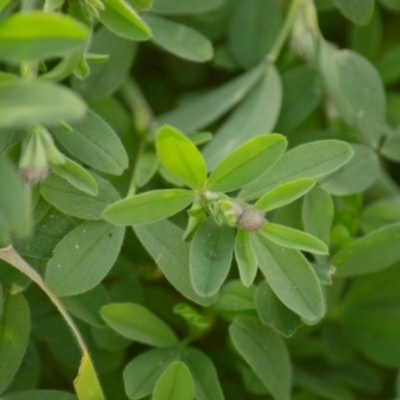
left=266, top=0, right=305, bottom=63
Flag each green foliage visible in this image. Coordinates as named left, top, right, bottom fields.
left=2, top=0, right=400, bottom=399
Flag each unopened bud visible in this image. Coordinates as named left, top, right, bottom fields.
left=235, top=206, right=266, bottom=232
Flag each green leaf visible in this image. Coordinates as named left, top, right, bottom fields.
left=0, top=12, right=89, bottom=63
left=156, top=125, right=207, bottom=189
left=360, top=198, right=400, bottom=233
left=320, top=43, right=385, bottom=147
left=302, top=186, right=334, bottom=245
left=234, top=230, right=258, bottom=287
left=206, top=134, right=287, bottom=192
left=332, top=0, right=374, bottom=25
left=40, top=173, right=120, bottom=221
left=380, top=0, right=400, bottom=12
left=134, top=150, right=158, bottom=188
left=62, top=284, right=109, bottom=328
left=229, top=316, right=291, bottom=400
left=142, top=15, right=212, bottom=62
left=331, top=222, right=400, bottom=276
left=123, top=348, right=181, bottom=399
left=0, top=293, right=30, bottom=395
left=250, top=234, right=325, bottom=321
left=319, top=144, right=379, bottom=195
left=150, top=0, right=224, bottom=14
left=152, top=361, right=195, bottom=400
left=240, top=140, right=353, bottom=201
left=203, top=66, right=282, bottom=169
left=99, top=0, right=151, bottom=41
left=0, top=80, right=86, bottom=129
left=133, top=220, right=216, bottom=306
left=0, top=390, right=77, bottom=400
left=103, top=189, right=195, bottom=226
left=190, top=217, right=235, bottom=297
left=215, top=280, right=255, bottom=312
left=381, top=125, right=400, bottom=162
left=0, top=156, right=32, bottom=244
left=181, top=348, right=225, bottom=400
left=101, top=303, right=178, bottom=347
left=276, top=65, right=323, bottom=132
left=260, top=223, right=328, bottom=255
left=254, top=178, right=315, bottom=213
left=51, top=157, right=98, bottom=196
left=157, top=65, right=264, bottom=132
left=378, top=44, right=400, bottom=85
left=255, top=282, right=302, bottom=337
left=228, top=0, right=282, bottom=68
left=72, top=27, right=137, bottom=102
left=51, top=110, right=128, bottom=175
left=45, top=221, right=125, bottom=296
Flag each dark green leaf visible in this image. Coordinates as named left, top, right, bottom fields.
left=190, top=217, right=235, bottom=297
left=229, top=316, right=291, bottom=400
left=0, top=390, right=77, bottom=400
left=150, top=0, right=224, bottom=14
left=46, top=221, right=125, bottom=296
left=234, top=230, right=258, bottom=287
left=103, top=189, right=195, bottom=225
left=332, top=0, right=374, bottom=25
left=360, top=198, right=400, bottom=233
left=215, top=280, right=255, bottom=312
left=381, top=125, right=400, bottom=162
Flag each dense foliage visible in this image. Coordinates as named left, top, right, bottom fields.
left=1, top=0, right=400, bottom=399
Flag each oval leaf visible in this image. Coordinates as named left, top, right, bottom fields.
left=51, top=110, right=128, bottom=175
left=150, top=0, right=224, bottom=15
left=206, top=134, right=287, bottom=192
left=143, top=14, right=212, bottom=62
left=45, top=221, right=125, bottom=296
left=101, top=303, right=178, bottom=347
left=331, top=222, right=400, bottom=277
left=229, top=316, right=291, bottom=400
left=255, top=178, right=316, bottom=212
left=250, top=234, right=325, bottom=321
left=152, top=361, right=194, bottom=400
left=190, top=217, right=235, bottom=297
left=103, top=189, right=195, bottom=226
left=0, top=12, right=89, bottom=63
left=333, top=0, right=374, bottom=25
left=260, top=223, right=329, bottom=255
left=156, top=125, right=207, bottom=189
left=234, top=230, right=258, bottom=287
left=0, top=80, right=86, bottom=129
left=240, top=140, right=353, bottom=201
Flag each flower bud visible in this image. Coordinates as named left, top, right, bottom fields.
left=235, top=206, right=266, bottom=232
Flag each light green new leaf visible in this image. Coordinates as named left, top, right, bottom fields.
left=229, top=316, right=291, bottom=400
left=0, top=156, right=32, bottom=244
left=72, top=27, right=137, bottom=102
left=206, top=134, right=287, bottom=192
left=255, top=282, right=302, bottom=337
left=157, top=65, right=264, bottom=132
left=40, top=172, right=120, bottom=220
left=51, top=110, right=128, bottom=175
left=240, top=140, right=353, bottom=201
left=0, top=390, right=77, bottom=400
left=51, top=158, right=98, bottom=196
left=0, top=293, right=30, bottom=396
left=333, top=0, right=374, bottom=25
left=123, top=348, right=182, bottom=399
left=0, top=80, right=86, bottom=129
left=331, top=222, right=400, bottom=277
left=181, top=348, right=225, bottom=400
left=156, top=125, right=207, bottom=189
left=143, top=15, right=212, bottom=62
left=320, top=144, right=379, bottom=195
left=46, top=221, right=125, bottom=296
left=190, top=217, right=235, bottom=297
left=150, top=0, right=224, bottom=14
left=229, top=0, right=282, bottom=68
left=0, top=12, right=89, bottom=63
left=250, top=234, right=325, bottom=321
left=152, top=362, right=194, bottom=400
left=100, top=0, right=151, bottom=41
left=203, top=66, right=282, bottom=169
left=101, top=303, right=178, bottom=347
left=260, top=223, right=329, bottom=255
left=302, top=186, right=334, bottom=245
left=255, top=178, right=315, bottom=213
left=103, top=189, right=195, bottom=225
left=134, top=220, right=216, bottom=306
left=234, top=230, right=258, bottom=287
left=320, top=43, right=385, bottom=147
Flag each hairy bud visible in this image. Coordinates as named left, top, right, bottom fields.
left=234, top=203, right=266, bottom=232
